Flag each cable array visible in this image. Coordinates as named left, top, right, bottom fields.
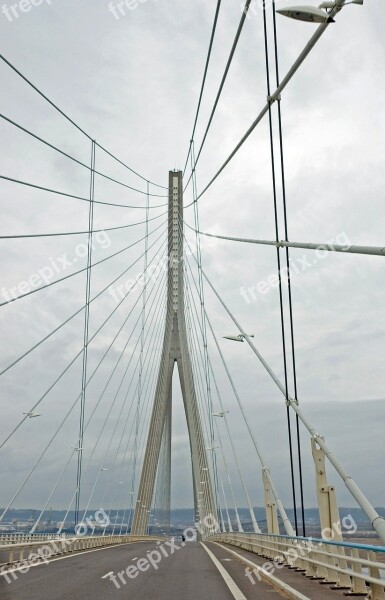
left=1, top=0, right=382, bottom=546
left=0, top=54, right=167, bottom=191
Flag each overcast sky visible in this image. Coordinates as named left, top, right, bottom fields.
left=0, top=0, right=384, bottom=526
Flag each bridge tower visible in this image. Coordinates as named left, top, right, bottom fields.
left=131, top=171, right=217, bottom=536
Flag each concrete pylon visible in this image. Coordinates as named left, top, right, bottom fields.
left=131, top=171, right=217, bottom=536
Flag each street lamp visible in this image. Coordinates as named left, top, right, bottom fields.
left=319, top=0, right=363, bottom=6
left=277, top=1, right=363, bottom=23
left=223, top=334, right=254, bottom=342
left=276, top=5, right=334, bottom=22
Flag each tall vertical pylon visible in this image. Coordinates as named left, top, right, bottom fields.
left=131, top=171, right=217, bottom=536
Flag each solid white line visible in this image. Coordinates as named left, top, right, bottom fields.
left=211, top=543, right=310, bottom=600
left=0, top=540, right=152, bottom=577
left=201, top=542, right=247, bottom=600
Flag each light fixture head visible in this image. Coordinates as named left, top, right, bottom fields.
left=212, top=411, right=229, bottom=418
left=319, top=0, right=363, bottom=6
left=277, top=5, right=335, bottom=23
left=223, top=334, right=254, bottom=342
left=223, top=334, right=244, bottom=342
left=23, top=411, right=42, bottom=418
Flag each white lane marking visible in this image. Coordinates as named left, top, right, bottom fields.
left=211, top=542, right=310, bottom=600
left=0, top=540, right=152, bottom=577
left=201, top=542, right=247, bottom=600
left=101, top=571, right=114, bottom=579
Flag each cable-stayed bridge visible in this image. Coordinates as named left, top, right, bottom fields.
left=1, top=1, right=385, bottom=599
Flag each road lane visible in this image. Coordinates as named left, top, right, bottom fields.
left=205, top=542, right=285, bottom=600
left=0, top=540, right=249, bottom=600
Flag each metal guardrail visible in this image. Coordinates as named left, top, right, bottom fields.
left=0, top=534, right=163, bottom=568
left=0, top=533, right=64, bottom=544
left=210, top=532, right=385, bottom=598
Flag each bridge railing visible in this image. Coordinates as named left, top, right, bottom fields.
left=0, top=533, right=63, bottom=544
left=0, top=534, right=163, bottom=569
left=209, top=532, right=385, bottom=598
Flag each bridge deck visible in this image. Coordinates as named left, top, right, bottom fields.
left=216, top=542, right=350, bottom=600
left=0, top=539, right=351, bottom=599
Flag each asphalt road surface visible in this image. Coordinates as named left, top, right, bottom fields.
left=0, top=539, right=286, bottom=600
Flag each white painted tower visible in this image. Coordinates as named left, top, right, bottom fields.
left=131, top=171, right=217, bottom=536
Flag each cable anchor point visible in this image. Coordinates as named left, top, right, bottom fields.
left=267, top=93, right=282, bottom=105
